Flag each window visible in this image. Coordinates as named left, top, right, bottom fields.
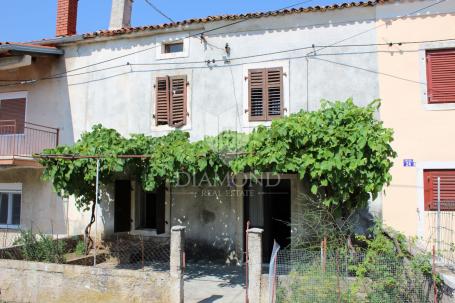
left=163, top=42, right=183, bottom=54
left=248, top=67, right=283, bottom=121
left=424, top=169, right=455, bottom=211
left=0, top=98, right=26, bottom=134
left=135, top=184, right=166, bottom=234
left=426, top=49, right=455, bottom=104
left=0, top=191, right=21, bottom=227
left=155, top=76, right=187, bottom=127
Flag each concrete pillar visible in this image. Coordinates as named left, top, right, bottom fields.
left=109, top=0, right=133, bottom=30
left=247, top=228, right=263, bottom=303
left=170, top=226, right=185, bottom=303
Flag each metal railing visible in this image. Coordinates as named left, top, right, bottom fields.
left=0, top=120, right=59, bottom=157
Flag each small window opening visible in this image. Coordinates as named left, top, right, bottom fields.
left=164, top=42, right=184, bottom=54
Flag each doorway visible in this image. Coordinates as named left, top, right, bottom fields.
left=114, top=180, right=132, bottom=233
left=135, top=184, right=166, bottom=234
left=244, top=178, right=291, bottom=261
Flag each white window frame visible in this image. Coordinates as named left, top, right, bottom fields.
left=242, top=60, right=290, bottom=129
left=419, top=41, right=455, bottom=111
left=0, top=183, right=22, bottom=229
left=151, top=72, right=192, bottom=132
left=156, top=33, right=189, bottom=60
left=416, top=162, right=455, bottom=238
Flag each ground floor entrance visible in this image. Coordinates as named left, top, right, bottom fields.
left=243, top=178, right=291, bottom=261
left=114, top=180, right=166, bottom=234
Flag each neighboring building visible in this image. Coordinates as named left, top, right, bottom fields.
left=0, top=43, right=73, bottom=246
left=0, top=0, right=453, bottom=261
left=376, top=0, right=455, bottom=248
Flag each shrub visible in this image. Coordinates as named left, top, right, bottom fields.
left=74, top=240, right=86, bottom=256
left=14, top=230, right=66, bottom=263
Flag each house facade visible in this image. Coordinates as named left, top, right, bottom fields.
left=0, top=0, right=454, bottom=261
left=375, top=0, right=455, bottom=249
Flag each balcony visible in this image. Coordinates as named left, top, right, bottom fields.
left=0, top=120, right=59, bottom=167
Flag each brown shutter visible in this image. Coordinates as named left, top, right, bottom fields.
left=424, top=170, right=455, bottom=211
left=426, top=49, right=455, bottom=104
left=266, top=67, right=283, bottom=118
left=0, top=98, right=26, bottom=134
left=249, top=69, right=266, bottom=121
left=169, top=75, right=187, bottom=127
left=155, top=77, right=170, bottom=126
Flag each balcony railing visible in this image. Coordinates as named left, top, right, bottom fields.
left=0, top=120, right=59, bottom=157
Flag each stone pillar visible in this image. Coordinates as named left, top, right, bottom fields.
left=170, top=226, right=185, bottom=303
left=247, top=228, right=263, bottom=303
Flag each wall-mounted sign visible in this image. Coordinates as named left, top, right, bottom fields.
left=403, top=159, right=415, bottom=167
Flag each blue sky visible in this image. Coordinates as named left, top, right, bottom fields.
left=1, top=0, right=339, bottom=42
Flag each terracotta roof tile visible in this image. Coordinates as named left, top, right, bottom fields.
left=81, top=0, right=390, bottom=39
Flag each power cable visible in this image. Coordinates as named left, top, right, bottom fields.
left=143, top=0, right=175, bottom=23
left=15, top=0, right=316, bottom=84
left=305, top=0, right=448, bottom=57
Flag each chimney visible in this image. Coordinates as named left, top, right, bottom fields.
left=56, top=0, right=78, bottom=36
left=109, top=0, right=133, bottom=30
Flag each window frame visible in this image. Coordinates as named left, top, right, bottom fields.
left=0, top=190, right=21, bottom=229
left=154, top=75, right=188, bottom=128
left=247, top=67, right=284, bottom=122
left=425, top=48, right=455, bottom=105
left=163, top=41, right=184, bottom=54
left=0, top=91, right=28, bottom=136
left=423, top=169, right=455, bottom=211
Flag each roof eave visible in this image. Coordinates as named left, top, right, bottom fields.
left=0, top=44, right=64, bottom=56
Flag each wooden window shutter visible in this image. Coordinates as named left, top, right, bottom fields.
left=248, top=67, right=283, bottom=121
left=426, top=49, right=455, bottom=104
left=424, top=169, right=455, bottom=211
left=266, top=67, right=283, bottom=118
left=169, top=75, right=187, bottom=127
left=155, top=77, right=170, bottom=126
left=248, top=69, right=266, bottom=121
left=0, top=98, right=26, bottom=134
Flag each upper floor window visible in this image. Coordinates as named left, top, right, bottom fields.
left=0, top=97, right=26, bottom=134
left=426, top=49, right=455, bottom=104
left=0, top=184, right=21, bottom=228
left=424, top=169, right=455, bottom=211
left=154, top=76, right=187, bottom=127
left=163, top=41, right=184, bottom=54
left=248, top=67, right=283, bottom=121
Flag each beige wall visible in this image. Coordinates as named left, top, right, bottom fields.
left=377, top=3, right=455, bottom=238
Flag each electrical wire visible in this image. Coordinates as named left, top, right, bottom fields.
left=3, top=0, right=316, bottom=85
left=2, top=38, right=455, bottom=85
left=305, top=0, right=448, bottom=57
left=143, top=0, right=175, bottom=23
left=0, top=0, right=451, bottom=88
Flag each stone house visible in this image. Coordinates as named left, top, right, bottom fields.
left=0, top=0, right=453, bottom=261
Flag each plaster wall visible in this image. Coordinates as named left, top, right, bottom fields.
left=376, top=1, right=455, bottom=238
left=60, top=7, right=379, bottom=141
left=0, top=168, right=68, bottom=247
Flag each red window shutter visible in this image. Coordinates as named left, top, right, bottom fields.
left=266, top=67, right=283, bottom=118
left=249, top=69, right=266, bottom=121
left=0, top=98, right=26, bottom=134
left=424, top=170, right=455, bottom=211
left=155, top=77, right=170, bottom=126
left=169, top=75, right=187, bottom=127
left=426, top=49, right=455, bottom=104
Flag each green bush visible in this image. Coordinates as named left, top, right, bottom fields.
left=14, top=230, right=66, bottom=263
left=74, top=240, right=86, bottom=256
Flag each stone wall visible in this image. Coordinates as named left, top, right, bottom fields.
left=0, top=259, right=169, bottom=303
